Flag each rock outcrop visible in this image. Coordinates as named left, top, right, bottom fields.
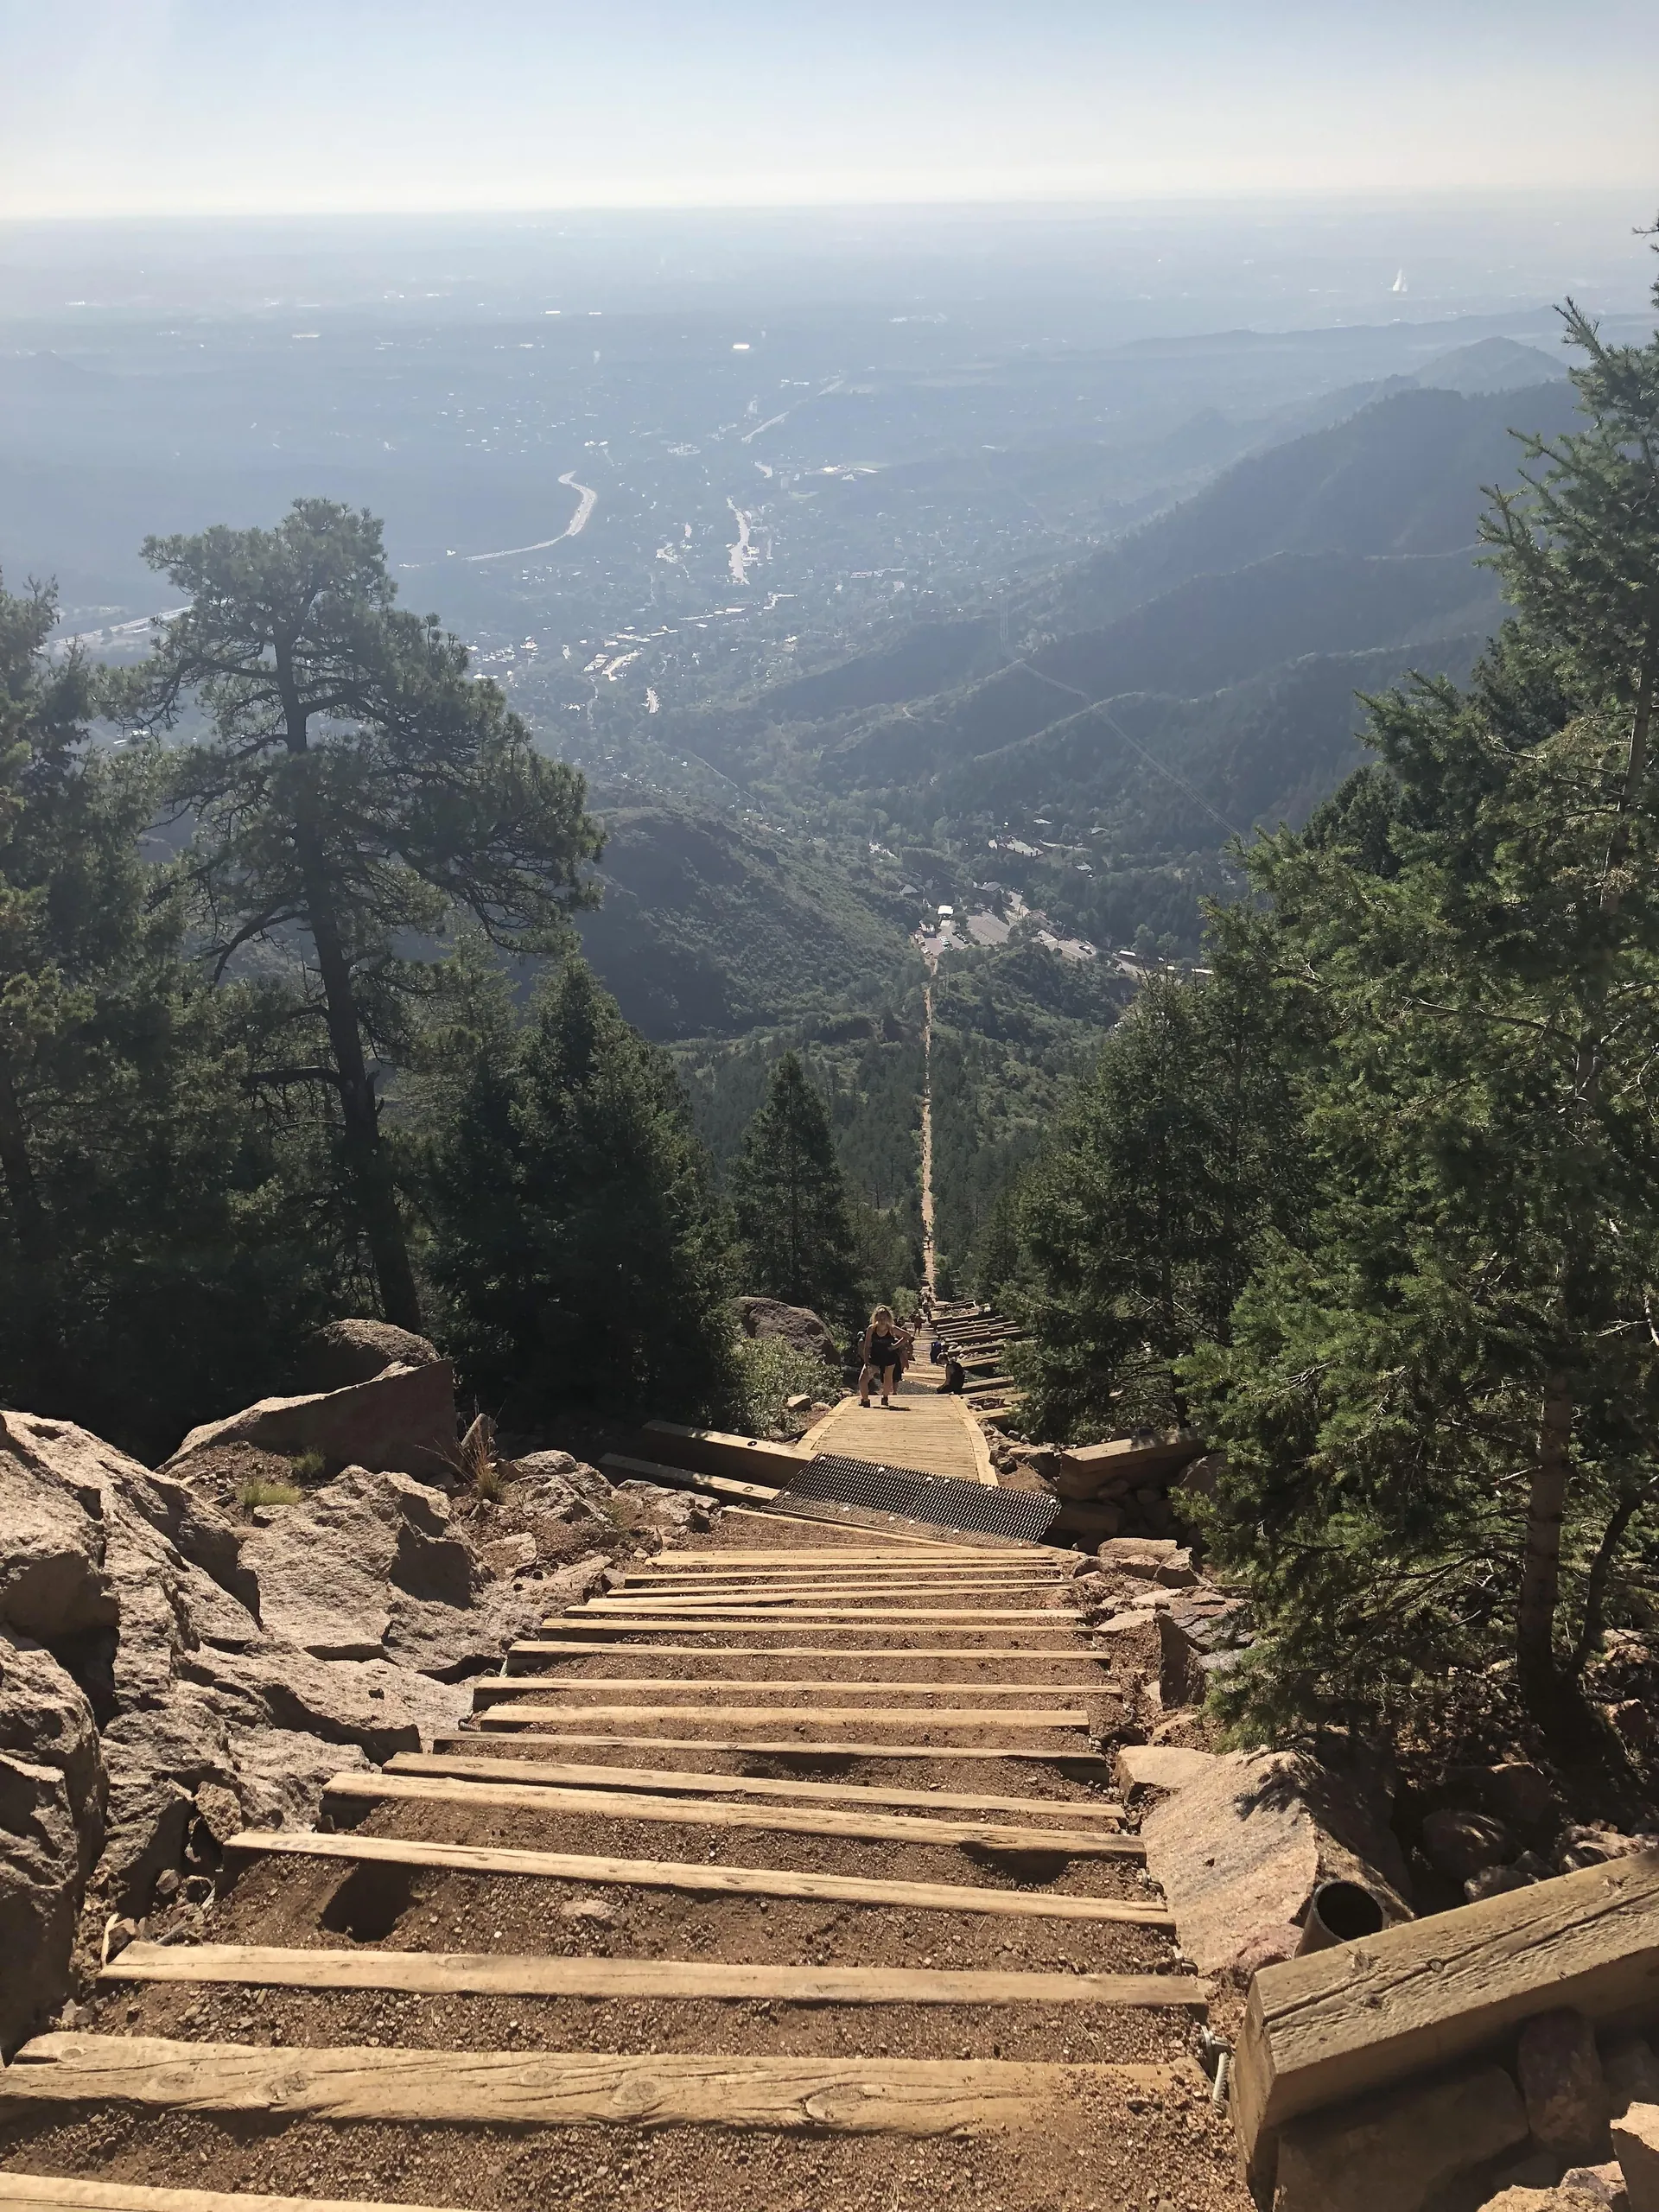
left=737, top=1296, right=838, bottom=1363
left=299, top=1319, right=442, bottom=1393
left=0, top=1629, right=105, bottom=2056
left=1139, top=1745, right=1413, bottom=1976
left=163, top=1359, right=457, bottom=1481
left=0, top=1403, right=624, bottom=2050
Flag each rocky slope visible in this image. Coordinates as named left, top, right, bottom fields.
left=0, top=1345, right=671, bottom=2054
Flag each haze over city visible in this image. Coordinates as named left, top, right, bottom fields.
left=3, top=0, right=1658, bottom=214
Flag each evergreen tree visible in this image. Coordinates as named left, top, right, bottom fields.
left=1187, top=249, right=1659, bottom=1738
left=1014, top=953, right=1306, bottom=1441
left=0, top=575, right=332, bottom=1453
left=424, top=957, right=738, bottom=1423
left=728, top=1051, right=861, bottom=1327
left=136, top=499, right=602, bottom=1330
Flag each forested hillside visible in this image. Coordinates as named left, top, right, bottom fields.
left=997, top=267, right=1659, bottom=1760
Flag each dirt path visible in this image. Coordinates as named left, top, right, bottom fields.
left=1, top=1513, right=1248, bottom=2212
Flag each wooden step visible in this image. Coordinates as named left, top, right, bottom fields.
left=540, top=1629, right=1082, bottom=1647
left=475, top=1676, right=1102, bottom=1704
left=457, top=1728, right=1113, bottom=1768
left=467, top=1702, right=1094, bottom=1730
left=0, top=2177, right=464, bottom=2212
left=102, top=1941, right=1205, bottom=2011
left=320, top=1769, right=1141, bottom=1856
left=628, top=1558, right=1060, bottom=1574
left=567, top=1604, right=1083, bottom=1622
left=619, top=1577, right=1060, bottom=1594
left=566, top=1610, right=1084, bottom=1628
left=224, top=1827, right=1175, bottom=1925
left=505, top=1641, right=1101, bottom=1667
left=2, top=2034, right=1187, bottom=2138
left=385, top=1751, right=1128, bottom=1824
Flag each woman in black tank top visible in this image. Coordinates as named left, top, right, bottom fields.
left=860, top=1305, right=902, bottom=1407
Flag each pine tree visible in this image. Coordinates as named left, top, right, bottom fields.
left=424, top=957, right=738, bottom=1423
left=728, top=1051, right=861, bottom=1328
left=1186, top=243, right=1659, bottom=1738
left=0, top=574, right=333, bottom=1453
left=1014, top=952, right=1305, bottom=1442
left=136, top=500, right=602, bottom=1330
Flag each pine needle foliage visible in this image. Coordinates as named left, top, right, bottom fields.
left=728, top=1050, right=862, bottom=1332
left=1186, top=241, right=1659, bottom=1740
left=423, top=955, right=739, bottom=1425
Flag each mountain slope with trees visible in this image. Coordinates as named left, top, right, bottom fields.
left=1001, top=264, right=1659, bottom=1756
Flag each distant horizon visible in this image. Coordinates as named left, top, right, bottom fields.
left=3, top=2, right=1656, bottom=222
left=3, top=187, right=1655, bottom=227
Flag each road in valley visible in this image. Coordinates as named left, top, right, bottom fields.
left=463, top=471, right=598, bottom=563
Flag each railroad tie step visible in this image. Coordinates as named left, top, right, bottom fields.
left=220, top=1827, right=1175, bottom=1924
left=383, top=1749, right=1128, bottom=1822
left=316, top=1768, right=1144, bottom=1855
left=0, top=2036, right=1195, bottom=2138
left=0, top=2175, right=467, bottom=2212
left=456, top=1727, right=1116, bottom=1767
left=99, top=1941, right=1208, bottom=2012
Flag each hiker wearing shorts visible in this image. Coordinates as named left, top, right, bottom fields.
left=859, top=1306, right=905, bottom=1407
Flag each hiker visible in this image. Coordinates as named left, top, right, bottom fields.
left=939, top=1353, right=966, bottom=1394
left=929, top=1332, right=945, bottom=1364
left=859, top=1305, right=905, bottom=1407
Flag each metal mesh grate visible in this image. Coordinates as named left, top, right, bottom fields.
left=775, top=1453, right=1059, bottom=1544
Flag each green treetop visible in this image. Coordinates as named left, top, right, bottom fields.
left=136, top=499, right=602, bottom=1330
left=422, top=953, right=737, bottom=1423
left=729, top=1050, right=861, bottom=1331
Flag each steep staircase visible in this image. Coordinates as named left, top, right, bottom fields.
left=1, top=1448, right=1247, bottom=2212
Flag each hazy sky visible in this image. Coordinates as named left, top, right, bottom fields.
left=3, top=0, right=1657, bottom=218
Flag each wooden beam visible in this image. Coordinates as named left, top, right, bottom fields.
left=1233, top=1851, right=1659, bottom=2194
left=505, top=1642, right=1098, bottom=1668
left=0, top=2175, right=463, bottom=2212
left=474, top=1677, right=1104, bottom=1705
left=623, top=1574, right=1065, bottom=1592
left=716, top=1504, right=1019, bottom=1551
left=385, top=1751, right=1128, bottom=1824
left=222, top=1827, right=1175, bottom=1925
left=320, top=1770, right=1141, bottom=1857
left=608, top=1583, right=1061, bottom=1601
left=100, top=1942, right=1204, bottom=2011
left=569, top=1603, right=1083, bottom=1621
left=601, top=1455, right=780, bottom=1503
left=636, top=1421, right=810, bottom=1484
left=627, top=1549, right=1009, bottom=1564
left=629, top=1553, right=1062, bottom=1570
left=454, top=1728, right=1113, bottom=1768
left=1, top=2035, right=1185, bottom=2138
left=467, top=1703, right=1094, bottom=1730
left=541, top=1621, right=1082, bottom=1640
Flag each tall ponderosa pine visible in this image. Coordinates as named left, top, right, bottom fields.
left=424, top=957, right=738, bottom=1422
left=0, top=575, right=331, bottom=1453
left=1187, top=251, right=1659, bottom=1738
left=1014, top=954, right=1306, bottom=1441
left=137, top=500, right=602, bottom=1330
left=729, top=1051, right=861, bottom=1327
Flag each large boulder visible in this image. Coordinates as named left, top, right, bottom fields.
left=164, top=1360, right=457, bottom=1482
left=300, top=1319, right=442, bottom=1394
left=235, top=1465, right=527, bottom=1677
left=1140, top=1747, right=1413, bottom=1976
left=0, top=1408, right=542, bottom=1955
left=737, top=1296, right=838, bottom=1362
left=0, top=1631, right=105, bottom=2054
left=1274, top=2063, right=1528, bottom=2212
